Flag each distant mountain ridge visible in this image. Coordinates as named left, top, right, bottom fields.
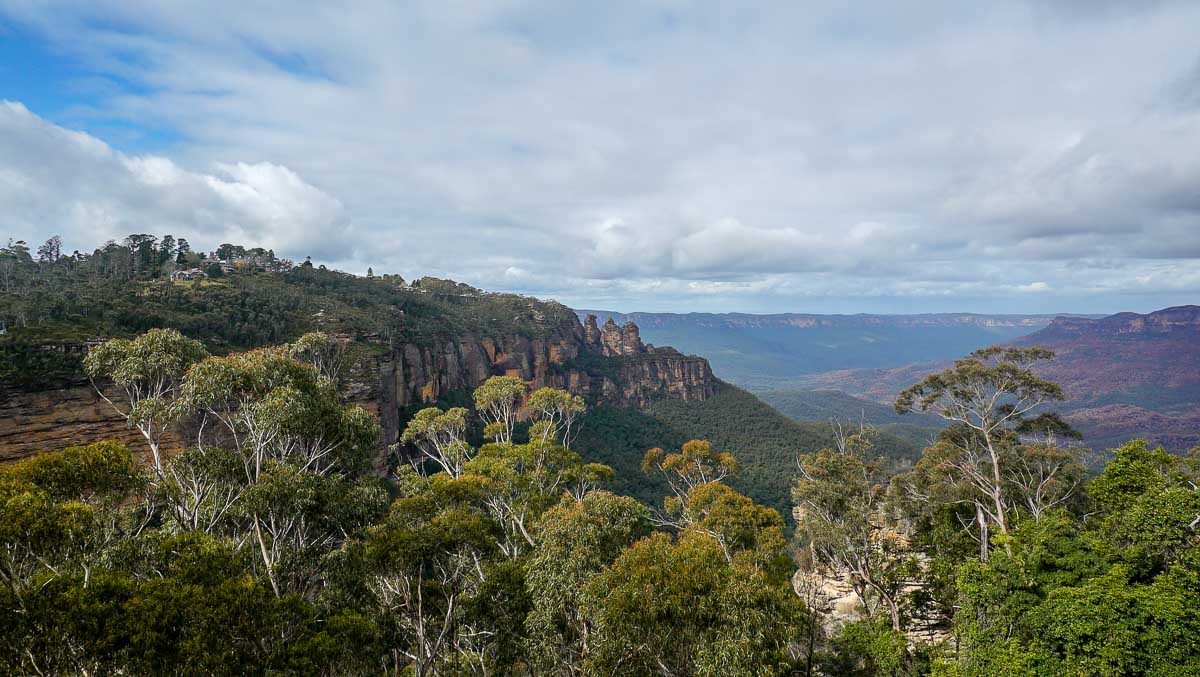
left=573, top=309, right=1081, bottom=389
left=797, top=305, right=1200, bottom=453
left=577, top=310, right=1074, bottom=330
left=1031, top=305, right=1200, bottom=339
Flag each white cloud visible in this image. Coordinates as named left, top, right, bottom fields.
left=0, top=101, right=352, bottom=258
left=2, top=1, right=1200, bottom=312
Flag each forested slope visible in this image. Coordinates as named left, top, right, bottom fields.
left=574, top=383, right=922, bottom=521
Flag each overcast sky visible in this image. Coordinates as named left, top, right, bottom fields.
left=2, top=1, right=1199, bottom=314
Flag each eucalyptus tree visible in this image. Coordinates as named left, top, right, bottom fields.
left=364, top=472, right=498, bottom=676
left=179, top=345, right=381, bottom=596
left=642, top=439, right=740, bottom=508
left=582, top=528, right=809, bottom=676
left=401, top=406, right=472, bottom=477
left=83, top=328, right=208, bottom=476
left=526, top=387, right=586, bottom=449
left=287, top=331, right=346, bottom=384
left=466, top=438, right=611, bottom=559
left=473, top=375, right=527, bottom=444
left=0, top=442, right=145, bottom=603
left=524, top=491, right=650, bottom=675
left=180, top=346, right=377, bottom=480
left=895, top=346, right=1073, bottom=556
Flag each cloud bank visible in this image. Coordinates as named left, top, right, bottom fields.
left=1, top=101, right=353, bottom=258
left=1, top=1, right=1199, bottom=313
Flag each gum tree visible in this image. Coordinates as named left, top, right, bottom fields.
left=473, top=376, right=527, bottom=444
left=895, top=346, right=1067, bottom=555
left=401, top=407, right=472, bottom=477
left=83, top=328, right=208, bottom=476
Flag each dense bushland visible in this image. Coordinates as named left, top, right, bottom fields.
left=3, top=237, right=1199, bottom=673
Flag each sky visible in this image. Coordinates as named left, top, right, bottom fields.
left=1, top=1, right=1199, bottom=315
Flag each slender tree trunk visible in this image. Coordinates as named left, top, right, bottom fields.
left=976, top=503, right=989, bottom=562
left=254, top=518, right=281, bottom=597
left=983, top=435, right=1009, bottom=537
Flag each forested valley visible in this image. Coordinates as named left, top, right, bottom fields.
left=2, top=236, right=1199, bottom=675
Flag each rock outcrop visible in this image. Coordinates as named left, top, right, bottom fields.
left=792, top=565, right=951, bottom=648
left=1, top=312, right=717, bottom=470
left=587, top=315, right=652, bottom=357
left=0, top=382, right=186, bottom=465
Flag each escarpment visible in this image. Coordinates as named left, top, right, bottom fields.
left=1, top=312, right=716, bottom=469
left=349, top=313, right=714, bottom=470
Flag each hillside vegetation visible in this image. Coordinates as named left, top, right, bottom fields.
left=5, top=237, right=1200, bottom=674
left=404, top=383, right=921, bottom=526
left=576, top=385, right=923, bottom=523
left=0, top=235, right=576, bottom=387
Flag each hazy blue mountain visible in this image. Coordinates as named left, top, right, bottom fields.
left=575, top=309, right=1067, bottom=389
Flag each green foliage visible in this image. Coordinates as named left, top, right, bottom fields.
left=1030, top=564, right=1200, bottom=676
left=582, top=531, right=808, bottom=676
left=893, top=346, right=1083, bottom=563
left=83, top=328, right=209, bottom=472
left=83, top=327, right=208, bottom=392
left=1089, top=439, right=1200, bottom=578
left=181, top=345, right=379, bottom=478
left=679, top=480, right=793, bottom=579
left=1089, top=438, right=1196, bottom=513
left=575, top=384, right=922, bottom=524
left=944, top=471, right=1200, bottom=676
left=0, top=442, right=148, bottom=604
left=795, top=429, right=914, bottom=632
left=525, top=491, right=651, bottom=672
left=4, top=440, right=144, bottom=503
left=643, top=438, right=740, bottom=496
left=401, top=406, right=473, bottom=476
left=819, top=617, right=915, bottom=677
left=474, top=375, right=528, bottom=443
left=895, top=345, right=1065, bottom=418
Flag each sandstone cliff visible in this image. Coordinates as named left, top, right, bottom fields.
left=357, top=314, right=714, bottom=469
left=1, top=313, right=716, bottom=469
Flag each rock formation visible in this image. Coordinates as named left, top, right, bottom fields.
left=585, top=314, right=663, bottom=358
left=792, top=564, right=951, bottom=648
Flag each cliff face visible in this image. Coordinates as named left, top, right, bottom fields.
left=356, top=314, right=714, bottom=468
left=0, top=382, right=185, bottom=465
left=1, top=313, right=716, bottom=467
